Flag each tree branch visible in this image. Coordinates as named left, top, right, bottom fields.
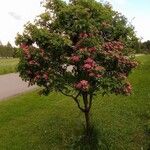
left=73, top=97, right=85, bottom=112
left=75, top=91, right=81, bottom=99
left=58, top=89, right=75, bottom=99
left=59, top=89, right=85, bottom=112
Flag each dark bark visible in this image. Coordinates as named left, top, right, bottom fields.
left=59, top=89, right=85, bottom=112
left=82, top=92, right=93, bottom=139
left=84, top=110, right=90, bottom=137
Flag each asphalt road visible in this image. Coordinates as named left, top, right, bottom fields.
left=0, top=73, right=36, bottom=100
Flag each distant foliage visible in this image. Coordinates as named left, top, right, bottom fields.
left=0, top=42, right=19, bottom=58
left=141, top=40, right=150, bottom=53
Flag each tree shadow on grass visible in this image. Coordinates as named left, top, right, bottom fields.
left=67, top=126, right=109, bottom=150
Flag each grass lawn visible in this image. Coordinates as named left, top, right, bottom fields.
left=0, top=58, right=19, bottom=75
left=0, top=55, right=150, bottom=149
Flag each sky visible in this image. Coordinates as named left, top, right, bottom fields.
left=106, top=0, right=150, bottom=41
left=0, top=0, right=150, bottom=46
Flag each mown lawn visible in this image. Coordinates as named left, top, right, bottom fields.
left=0, top=58, right=19, bottom=75
left=0, top=55, right=149, bottom=150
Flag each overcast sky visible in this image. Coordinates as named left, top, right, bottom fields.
left=0, top=0, right=150, bottom=46
left=106, top=0, right=150, bottom=41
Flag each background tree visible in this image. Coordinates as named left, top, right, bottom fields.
left=16, top=0, right=138, bottom=140
left=5, top=42, right=13, bottom=57
left=141, top=40, right=150, bottom=53
left=0, top=42, right=19, bottom=58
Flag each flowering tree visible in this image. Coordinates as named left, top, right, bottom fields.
left=16, top=0, right=138, bottom=138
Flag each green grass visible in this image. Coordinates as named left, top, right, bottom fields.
left=0, top=55, right=150, bottom=149
left=0, top=58, right=19, bottom=75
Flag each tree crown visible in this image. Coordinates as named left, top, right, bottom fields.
left=16, top=0, right=138, bottom=96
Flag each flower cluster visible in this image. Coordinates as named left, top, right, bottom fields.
left=34, top=72, right=49, bottom=82
left=83, top=58, right=96, bottom=71
left=114, top=82, right=132, bottom=96
left=88, top=47, right=97, bottom=53
left=79, top=33, right=93, bottom=38
left=118, top=56, right=138, bottom=69
left=77, top=47, right=97, bottom=54
left=116, top=73, right=127, bottom=80
left=74, top=80, right=90, bottom=91
left=20, top=44, right=51, bottom=85
left=29, top=60, right=39, bottom=66
left=33, top=72, right=41, bottom=82
left=123, top=82, right=132, bottom=95
left=20, top=44, right=29, bottom=54
left=70, top=55, right=80, bottom=63
left=43, top=72, right=49, bottom=80
left=20, top=44, right=31, bottom=59
left=82, top=58, right=104, bottom=78
left=103, top=41, right=124, bottom=52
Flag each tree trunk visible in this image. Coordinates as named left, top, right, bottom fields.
left=84, top=110, right=90, bottom=137
left=82, top=93, right=91, bottom=140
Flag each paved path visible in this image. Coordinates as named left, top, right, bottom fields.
left=0, top=73, right=36, bottom=100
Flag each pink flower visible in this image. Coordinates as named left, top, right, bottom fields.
left=83, top=58, right=96, bottom=72
left=74, top=80, right=90, bottom=91
left=88, top=47, right=96, bottom=53
left=96, top=74, right=102, bottom=78
left=80, top=80, right=89, bottom=91
left=74, top=83, right=82, bottom=89
left=20, top=44, right=29, bottom=50
left=79, top=33, right=88, bottom=38
left=80, top=80, right=88, bottom=86
left=84, top=58, right=95, bottom=64
left=95, top=66, right=104, bottom=71
left=27, top=54, right=31, bottom=59
left=70, top=55, right=80, bottom=63
left=123, top=82, right=132, bottom=95
left=79, top=33, right=84, bottom=38
left=83, top=63, right=92, bottom=71
left=34, top=74, right=40, bottom=81
left=83, top=34, right=88, bottom=38
left=20, top=44, right=30, bottom=55
left=29, top=60, right=39, bottom=66
left=29, top=60, right=35, bottom=65
left=88, top=33, right=93, bottom=37
left=103, top=41, right=124, bottom=52
left=43, top=73, right=49, bottom=80
left=89, top=72, right=95, bottom=77
left=117, top=73, right=127, bottom=80
left=79, top=47, right=86, bottom=52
